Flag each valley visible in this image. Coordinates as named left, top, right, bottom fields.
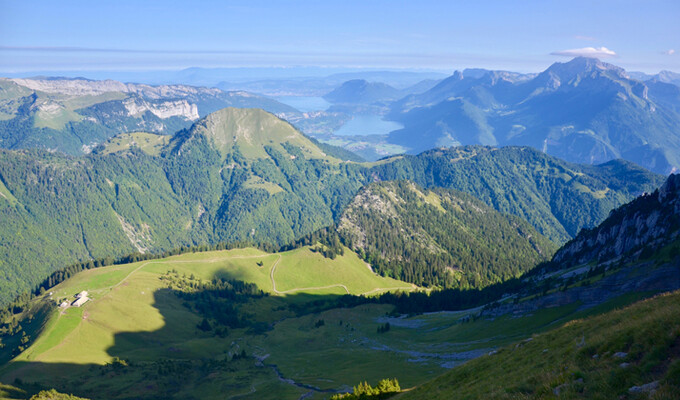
left=1, top=9, right=678, bottom=396
left=4, top=240, right=673, bottom=400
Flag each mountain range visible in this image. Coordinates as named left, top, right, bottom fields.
left=0, top=144, right=678, bottom=399
left=0, top=78, right=299, bottom=155
left=0, top=107, right=663, bottom=304
left=384, top=57, right=680, bottom=174
left=1, top=60, right=680, bottom=399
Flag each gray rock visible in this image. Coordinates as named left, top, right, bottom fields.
left=620, top=362, right=630, bottom=368
left=629, top=381, right=659, bottom=395
left=614, top=352, right=628, bottom=358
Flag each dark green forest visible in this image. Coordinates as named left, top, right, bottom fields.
left=0, top=108, right=664, bottom=305
left=337, top=181, right=556, bottom=288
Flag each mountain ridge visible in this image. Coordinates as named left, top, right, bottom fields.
left=0, top=109, right=665, bottom=304
left=386, top=57, right=680, bottom=174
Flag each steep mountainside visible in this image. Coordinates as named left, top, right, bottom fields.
left=370, top=146, right=664, bottom=243
left=0, top=119, right=663, bottom=304
left=399, top=175, right=680, bottom=399
left=400, top=175, right=680, bottom=399
left=387, top=57, right=680, bottom=174
left=468, top=173, right=680, bottom=330
left=552, top=173, right=680, bottom=268
left=0, top=108, right=366, bottom=304
left=338, top=181, right=556, bottom=288
left=401, top=290, right=680, bottom=399
left=0, top=78, right=298, bottom=155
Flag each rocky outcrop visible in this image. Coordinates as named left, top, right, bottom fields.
left=123, top=98, right=199, bottom=120
left=552, top=174, right=680, bottom=267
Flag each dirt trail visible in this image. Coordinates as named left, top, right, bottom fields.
left=269, top=255, right=415, bottom=296
left=269, top=256, right=351, bottom=294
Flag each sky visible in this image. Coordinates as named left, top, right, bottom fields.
left=1, top=0, right=679, bottom=75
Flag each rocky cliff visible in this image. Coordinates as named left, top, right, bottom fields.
left=552, top=174, right=680, bottom=267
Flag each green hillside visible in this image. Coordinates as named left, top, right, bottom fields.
left=170, top=107, right=328, bottom=160
left=99, top=132, right=170, bottom=156
left=0, top=131, right=661, bottom=305
left=338, top=181, right=556, bottom=288
left=398, top=290, right=680, bottom=399
left=370, top=146, right=664, bottom=242
left=0, top=246, right=419, bottom=399
left=3, top=243, right=674, bottom=400
left=0, top=107, right=368, bottom=304
left=2, top=247, right=410, bottom=365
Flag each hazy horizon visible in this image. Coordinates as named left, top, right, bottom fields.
left=2, top=0, right=678, bottom=76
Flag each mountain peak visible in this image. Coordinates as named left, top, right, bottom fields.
left=544, top=57, right=626, bottom=80
left=177, top=107, right=328, bottom=160
left=659, top=173, right=680, bottom=201
left=323, top=79, right=402, bottom=104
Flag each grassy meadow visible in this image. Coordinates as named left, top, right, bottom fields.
left=0, top=245, right=670, bottom=399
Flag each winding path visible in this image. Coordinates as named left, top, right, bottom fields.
left=269, top=255, right=351, bottom=295
left=268, top=256, right=414, bottom=296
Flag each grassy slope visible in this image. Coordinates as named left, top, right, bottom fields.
left=100, top=132, right=170, bottom=156
left=30, top=92, right=127, bottom=131
left=398, top=290, right=680, bottom=400
left=188, top=107, right=329, bottom=161
left=3, top=247, right=411, bottom=367
left=1, top=245, right=670, bottom=399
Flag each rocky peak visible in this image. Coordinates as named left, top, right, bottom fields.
left=535, top=57, right=627, bottom=90
left=659, top=173, right=680, bottom=202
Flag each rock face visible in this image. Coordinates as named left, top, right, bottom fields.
left=481, top=174, right=680, bottom=319
left=0, top=77, right=300, bottom=155
left=552, top=174, right=680, bottom=267
left=123, top=98, right=199, bottom=120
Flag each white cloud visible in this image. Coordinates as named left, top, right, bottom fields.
left=550, top=47, right=617, bottom=58
left=663, top=49, right=676, bottom=55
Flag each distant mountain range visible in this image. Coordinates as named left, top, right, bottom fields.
left=323, top=79, right=439, bottom=105
left=628, top=69, right=680, bottom=86
left=218, top=70, right=446, bottom=97
left=385, top=57, right=680, bottom=174
left=0, top=78, right=298, bottom=155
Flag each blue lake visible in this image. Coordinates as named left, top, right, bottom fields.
left=275, top=96, right=331, bottom=112
left=334, top=115, right=404, bottom=136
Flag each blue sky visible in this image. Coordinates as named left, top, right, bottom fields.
left=1, top=0, right=678, bottom=74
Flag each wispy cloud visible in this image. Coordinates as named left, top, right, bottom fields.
left=0, top=45, right=268, bottom=54
left=662, top=49, right=676, bottom=55
left=550, top=47, right=616, bottom=58
left=574, top=35, right=596, bottom=41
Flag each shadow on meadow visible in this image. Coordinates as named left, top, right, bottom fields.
left=0, top=268, right=361, bottom=400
